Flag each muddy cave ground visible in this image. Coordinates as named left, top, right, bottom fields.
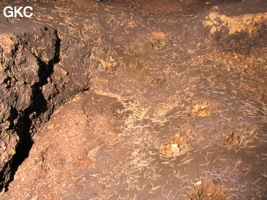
left=0, top=0, right=267, bottom=199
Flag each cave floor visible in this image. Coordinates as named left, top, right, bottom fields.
left=1, top=0, right=267, bottom=199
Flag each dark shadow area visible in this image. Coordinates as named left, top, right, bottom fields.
left=102, top=0, right=243, bottom=16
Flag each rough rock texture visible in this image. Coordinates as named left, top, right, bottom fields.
left=0, top=25, right=59, bottom=190
left=0, top=9, right=92, bottom=191
left=184, top=0, right=267, bottom=54
left=1, top=92, right=123, bottom=199
left=0, top=0, right=267, bottom=199
left=203, top=11, right=267, bottom=53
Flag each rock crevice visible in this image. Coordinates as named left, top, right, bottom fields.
left=0, top=26, right=61, bottom=191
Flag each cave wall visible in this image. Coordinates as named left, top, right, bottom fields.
left=0, top=26, right=58, bottom=190
left=0, top=24, right=92, bottom=191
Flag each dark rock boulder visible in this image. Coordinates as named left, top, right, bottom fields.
left=0, top=25, right=59, bottom=191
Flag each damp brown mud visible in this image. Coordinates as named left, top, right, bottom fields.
left=0, top=0, right=267, bottom=199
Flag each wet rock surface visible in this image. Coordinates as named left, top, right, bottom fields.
left=0, top=0, right=267, bottom=199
